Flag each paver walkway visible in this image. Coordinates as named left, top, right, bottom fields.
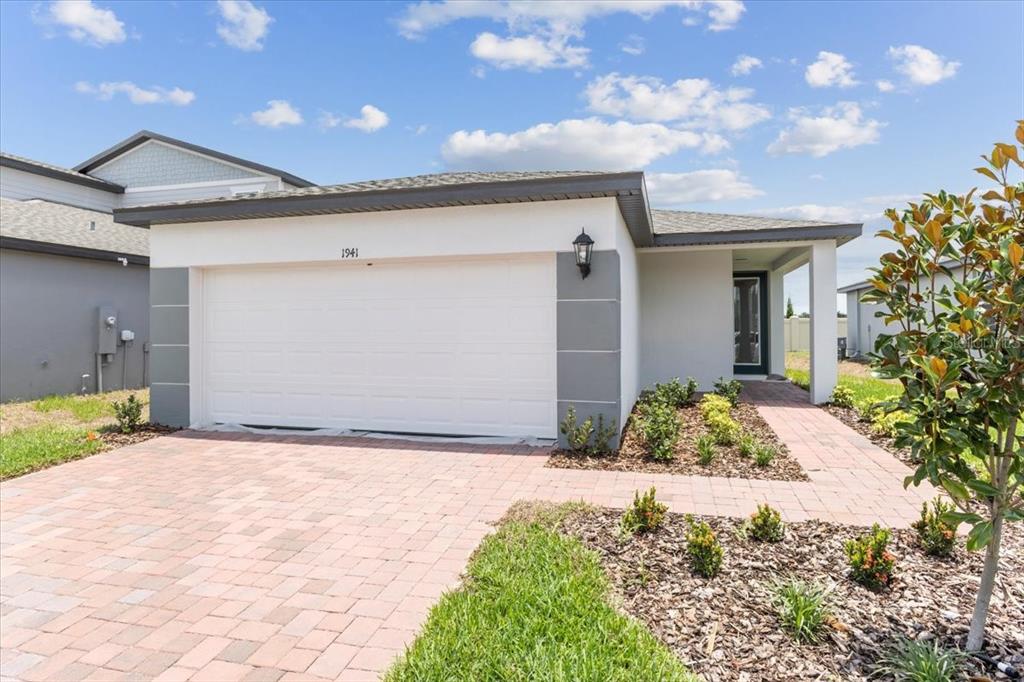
left=1, top=381, right=934, bottom=681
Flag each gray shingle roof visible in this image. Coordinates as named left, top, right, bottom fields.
left=1, top=152, right=125, bottom=193
left=652, top=209, right=839, bottom=234
left=1, top=197, right=148, bottom=257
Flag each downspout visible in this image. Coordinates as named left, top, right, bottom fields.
left=96, top=354, right=103, bottom=393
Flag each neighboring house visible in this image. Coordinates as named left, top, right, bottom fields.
left=115, top=171, right=862, bottom=445
left=0, top=131, right=312, bottom=401
left=839, top=261, right=963, bottom=358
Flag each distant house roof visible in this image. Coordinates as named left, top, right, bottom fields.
left=838, top=259, right=963, bottom=293
left=112, top=169, right=863, bottom=248
left=0, top=197, right=148, bottom=264
left=0, top=152, right=125, bottom=193
left=74, top=130, right=315, bottom=189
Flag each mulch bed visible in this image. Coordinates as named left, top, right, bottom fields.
left=823, top=404, right=916, bottom=466
left=562, top=508, right=1024, bottom=681
left=97, top=424, right=179, bottom=450
left=547, top=401, right=809, bottom=482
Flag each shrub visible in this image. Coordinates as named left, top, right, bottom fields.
left=560, top=405, right=594, bottom=454
left=772, top=578, right=832, bottom=643
left=753, top=444, right=776, bottom=467
left=712, top=377, right=743, bottom=407
left=829, top=385, right=855, bottom=409
left=738, top=433, right=757, bottom=458
left=706, top=413, right=740, bottom=446
left=591, top=414, right=618, bottom=456
left=747, top=504, right=784, bottom=542
left=853, top=398, right=879, bottom=422
left=651, top=377, right=698, bottom=408
left=685, top=517, right=723, bottom=578
left=621, top=487, right=667, bottom=535
left=874, top=637, right=965, bottom=682
left=698, top=394, right=732, bottom=420
left=696, top=435, right=716, bottom=465
left=636, top=401, right=680, bottom=461
left=845, top=524, right=896, bottom=590
left=870, top=409, right=912, bottom=438
left=912, top=499, right=958, bottom=557
left=111, top=394, right=143, bottom=434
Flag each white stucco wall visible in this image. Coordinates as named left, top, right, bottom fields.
left=0, top=167, right=120, bottom=212
left=615, top=209, right=640, bottom=424
left=638, top=249, right=733, bottom=391
left=149, top=197, right=623, bottom=268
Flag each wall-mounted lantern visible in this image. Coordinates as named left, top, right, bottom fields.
left=573, top=228, right=594, bottom=279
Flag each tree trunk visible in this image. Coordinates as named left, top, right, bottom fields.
left=966, top=512, right=1003, bottom=651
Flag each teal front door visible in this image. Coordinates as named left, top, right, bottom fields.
left=733, top=272, right=768, bottom=375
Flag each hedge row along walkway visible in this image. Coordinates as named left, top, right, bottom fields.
left=0, top=381, right=934, bottom=681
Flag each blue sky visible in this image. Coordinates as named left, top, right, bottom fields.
left=2, top=1, right=1021, bottom=310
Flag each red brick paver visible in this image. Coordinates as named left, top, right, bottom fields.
left=1, top=382, right=934, bottom=680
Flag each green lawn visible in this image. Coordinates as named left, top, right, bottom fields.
left=0, top=425, right=103, bottom=479
left=385, top=504, right=696, bottom=682
left=785, top=351, right=901, bottom=406
left=34, top=394, right=114, bottom=422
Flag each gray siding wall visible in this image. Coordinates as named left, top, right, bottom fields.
left=92, top=142, right=260, bottom=187
left=0, top=167, right=119, bottom=212
left=557, top=250, right=622, bottom=449
left=0, top=249, right=149, bottom=401
left=149, top=268, right=190, bottom=427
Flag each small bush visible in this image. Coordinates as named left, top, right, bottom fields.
left=845, top=524, right=896, bottom=590
left=698, top=394, right=732, bottom=420
left=853, top=398, right=879, bottom=422
left=829, top=385, right=855, bottom=409
left=637, top=401, right=680, bottom=461
left=111, top=394, right=143, bottom=434
left=712, top=377, right=743, bottom=407
left=696, top=435, right=716, bottom=465
left=747, top=504, right=784, bottom=542
left=738, top=433, right=757, bottom=458
left=651, top=377, right=698, bottom=408
left=772, top=578, right=832, bottom=644
left=591, top=414, right=618, bottom=456
left=912, top=499, right=957, bottom=557
left=621, top=487, right=667, bottom=535
left=685, top=517, right=723, bottom=578
left=706, top=413, right=740, bottom=446
left=870, top=410, right=911, bottom=438
left=874, top=637, right=965, bottom=682
left=753, top=444, right=776, bottom=467
left=560, top=405, right=594, bottom=454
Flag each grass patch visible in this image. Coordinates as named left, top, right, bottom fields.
left=0, top=425, right=103, bottom=479
left=34, top=394, right=114, bottom=422
left=385, top=505, right=695, bottom=682
left=785, top=367, right=901, bottom=406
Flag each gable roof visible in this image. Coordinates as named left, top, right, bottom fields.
left=112, top=169, right=862, bottom=248
left=0, top=152, right=125, bottom=193
left=0, top=197, right=148, bottom=264
left=74, top=130, right=315, bottom=188
left=838, top=259, right=963, bottom=293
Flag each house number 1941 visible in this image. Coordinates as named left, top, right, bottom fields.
left=340, top=248, right=359, bottom=259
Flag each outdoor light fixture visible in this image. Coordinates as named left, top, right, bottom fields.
left=573, top=228, right=594, bottom=279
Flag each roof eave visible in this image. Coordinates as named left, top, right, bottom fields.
left=651, top=222, right=863, bottom=247
left=0, top=236, right=149, bottom=265
left=74, top=130, right=315, bottom=188
left=0, top=155, right=125, bottom=193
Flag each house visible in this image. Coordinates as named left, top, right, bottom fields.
left=839, top=260, right=963, bottom=358
left=114, top=171, right=862, bottom=445
left=0, top=131, right=312, bottom=401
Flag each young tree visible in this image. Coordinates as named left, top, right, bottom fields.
left=785, top=297, right=794, bottom=318
left=863, top=121, right=1023, bottom=652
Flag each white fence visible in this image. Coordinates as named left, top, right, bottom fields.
left=783, top=318, right=847, bottom=352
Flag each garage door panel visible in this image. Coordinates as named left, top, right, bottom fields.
left=202, top=256, right=556, bottom=437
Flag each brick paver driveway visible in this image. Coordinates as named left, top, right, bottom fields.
left=2, top=382, right=933, bottom=681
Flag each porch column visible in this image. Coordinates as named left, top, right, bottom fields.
left=768, top=268, right=785, bottom=376
left=809, top=241, right=838, bottom=404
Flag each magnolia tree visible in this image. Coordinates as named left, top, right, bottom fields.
left=863, top=121, right=1023, bottom=652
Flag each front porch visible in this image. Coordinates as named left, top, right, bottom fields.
left=637, top=239, right=839, bottom=404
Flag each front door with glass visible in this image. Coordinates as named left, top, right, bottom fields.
left=733, top=272, right=768, bottom=374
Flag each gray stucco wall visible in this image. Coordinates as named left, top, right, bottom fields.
left=91, top=142, right=260, bottom=187
left=149, top=268, right=190, bottom=427
left=557, top=250, right=622, bottom=449
left=0, top=249, right=149, bottom=401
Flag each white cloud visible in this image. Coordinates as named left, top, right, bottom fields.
left=46, top=0, right=125, bottom=46
left=887, top=44, right=959, bottom=85
left=767, top=102, right=883, bottom=157
left=805, top=51, right=858, bottom=88
left=407, top=124, right=429, bottom=135
left=217, top=0, right=272, bottom=51
left=620, top=34, right=645, bottom=56
left=397, top=2, right=744, bottom=70
left=646, top=169, right=762, bottom=204
left=759, top=194, right=917, bottom=223
left=808, top=173, right=825, bottom=181
left=249, top=100, right=303, bottom=128
left=585, top=73, right=770, bottom=131
left=74, top=81, right=195, bottom=106
left=442, top=118, right=723, bottom=171
left=470, top=32, right=587, bottom=70
left=317, top=111, right=342, bottom=130
left=875, top=79, right=895, bottom=93
left=730, top=54, right=762, bottom=76
left=344, top=105, right=390, bottom=133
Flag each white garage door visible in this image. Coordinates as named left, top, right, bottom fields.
left=201, top=255, right=557, bottom=437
